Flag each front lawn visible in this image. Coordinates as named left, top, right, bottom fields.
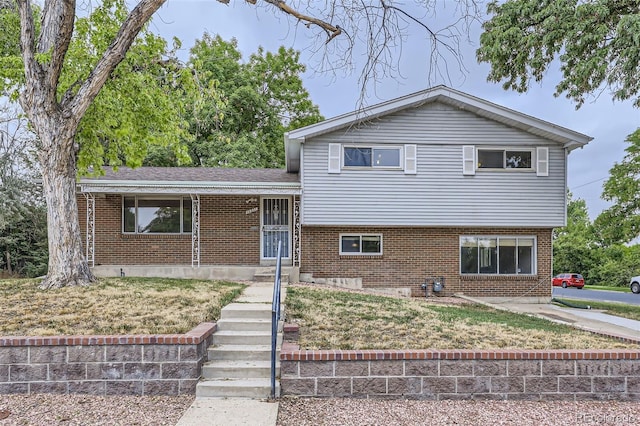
left=0, top=278, right=245, bottom=336
left=285, top=285, right=638, bottom=350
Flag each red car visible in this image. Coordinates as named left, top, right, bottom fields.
left=552, top=273, right=584, bottom=289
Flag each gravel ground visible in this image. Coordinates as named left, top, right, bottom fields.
left=0, top=394, right=194, bottom=425
left=3, top=395, right=639, bottom=425
left=277, top=398, right=640, bottom=426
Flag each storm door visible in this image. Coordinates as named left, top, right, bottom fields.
left=261, top=197, right=291, bottom=261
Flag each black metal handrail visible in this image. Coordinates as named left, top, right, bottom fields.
left=270, top=240, right=283, bottom=399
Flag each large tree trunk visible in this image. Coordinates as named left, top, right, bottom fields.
left=38, top=131, right=95, bottom=289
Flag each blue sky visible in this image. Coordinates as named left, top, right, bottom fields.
left=148, top=1, right=640, bottom=220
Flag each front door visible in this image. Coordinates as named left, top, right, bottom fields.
left=261, top=197, right=291, bottom=262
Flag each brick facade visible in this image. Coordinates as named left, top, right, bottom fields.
left=79, top=194, right=553, bottom=299
left=300, top=227, right=553, bottom=298
left=78, top=195, right=263, bottom=266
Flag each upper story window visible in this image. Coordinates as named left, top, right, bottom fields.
left=123, top=196, right=192, bottom=234
left=463, top=146, right=548, bottom=177
left=328, top=143, right=416, bottom=174
left=477, top=149, right=532, bottom=170
left=344, top=146, right=401, bottom=168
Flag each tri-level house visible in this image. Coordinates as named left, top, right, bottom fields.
left=77, top=86, right=592, bottom=302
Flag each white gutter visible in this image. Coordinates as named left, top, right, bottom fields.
left=79, top=179, right=300, bottom=187
left=79, top=180, right=301, bottom=195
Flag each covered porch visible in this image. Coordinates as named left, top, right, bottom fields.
left=77, top=168, right=301, bottom=278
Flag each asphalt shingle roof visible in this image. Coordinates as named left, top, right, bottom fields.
left=90, top=167, right=299, bottom=184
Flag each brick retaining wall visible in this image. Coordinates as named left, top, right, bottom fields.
left=0, top=323, right=215, bottom=395
left=280, top=347, right=640, bottom=400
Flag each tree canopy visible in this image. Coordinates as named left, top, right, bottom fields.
left=553, top=192, right=640, bottom=287
left=596, top=129, right=640, bottom=244
left=477, top=0, right=640, bottom=107
left=163, top=34, right=322, bottom=169
left=553, top=193, right=596, bottom=282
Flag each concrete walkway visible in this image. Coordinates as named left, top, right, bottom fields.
left=176, top=398, right=278, bottom=426
left=175, top=282, right=282, bottom=426
left=459, top=295, right=640, bottom=341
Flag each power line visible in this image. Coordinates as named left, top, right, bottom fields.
left=572, top=176, right=607, bottom=190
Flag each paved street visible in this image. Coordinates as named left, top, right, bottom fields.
left=552, top=287, right=640, bottom=305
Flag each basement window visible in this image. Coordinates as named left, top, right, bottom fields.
left=340, top=234, right=383, bottom=255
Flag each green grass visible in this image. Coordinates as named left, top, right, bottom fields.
left=553, top=298, right=640, bottom=322
left=285, top=285, right=637, bottom=350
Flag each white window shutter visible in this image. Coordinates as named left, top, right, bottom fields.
left=328, top=143, right=341, bottom=174
left=404, top=144, right=417, bottom=174
left=462, top=145, right=475, bottom=175
left=536, top=147, right=549, bottom=176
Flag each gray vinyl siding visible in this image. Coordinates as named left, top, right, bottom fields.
left=301, top=102, right=566, bottom=227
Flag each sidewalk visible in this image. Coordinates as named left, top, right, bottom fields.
left=459, top=295, right=640, bottom=342
left=176, top=398, right=278, bottom=426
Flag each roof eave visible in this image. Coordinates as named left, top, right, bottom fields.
left=285, top=85, right=593, bottom=148
left=78, top=180, right=301, bottom=195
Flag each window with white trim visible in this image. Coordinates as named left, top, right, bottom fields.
left=340, top=234, right=383, bottom=255
left=123, top=196, right=192, bottom=234
left=463, top=146, right=550, bottom=176
left=328, top=143, right=417, bottom=174
left=477, top=149, right=533, bottom=170
left=460, top=236, right=535, bottom=275
left=344, top=146, right=402, bottom=168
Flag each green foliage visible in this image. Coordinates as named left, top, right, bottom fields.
left=69, top=0, right=200, bottom=175
left=589, top=244, right=640, bottom=287
left=553, top=193, right=598, bottom=282
left=553, top=193, right=640, bottom=287
left=0, top=0, right=204, bottom=175
left=147, top=34, right=323, bottom=168
left=0, top=109, right=48, bottom=277
left=596, top=129, right=640, bottom=243
left=477, top=0, right=640, bottom=107
left=0, top=4, right=31, bottom=98
left=0, top=196, right=48, bottom=277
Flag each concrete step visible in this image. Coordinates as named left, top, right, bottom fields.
left=201, top=360, right=278, bottom=379
left=212, top=331, right=282, bottom=346
left=253, top=273, right=289, bottom=284
left=220, top=303, right=273, bottom=320
left=216, top=318, right=272, bottom=332
left=196, top=378, right=279, bottom=398
left=208, top=344, right=276, bottom=361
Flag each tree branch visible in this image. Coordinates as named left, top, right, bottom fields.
left=67, top=0, right=168, bottom=122
left=16, top=0, right=38, bottom=102
left=261, top=0, right=342, bottom=43
left=38, top=0, right=76, bottom=95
